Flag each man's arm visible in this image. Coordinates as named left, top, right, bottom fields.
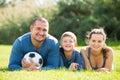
left=8, top=39, right=23, bottom=70
left=42, top=42, right=60, bottom=70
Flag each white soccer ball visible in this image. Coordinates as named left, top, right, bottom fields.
left=24, top=52, right=43, bottom=68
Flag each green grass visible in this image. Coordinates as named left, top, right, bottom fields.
left=0, top=45, right=120, bottom=80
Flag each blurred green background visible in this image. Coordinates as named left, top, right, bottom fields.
left=0, top=0, right=120, bottom=45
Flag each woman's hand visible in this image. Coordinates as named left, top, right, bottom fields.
left=96, top=68, right=109, bottom=72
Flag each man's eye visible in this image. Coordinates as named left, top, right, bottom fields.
left=92, top=40, right=96, bottom=42
left=35, top=27, right=40, bottom=30
left=98, top=40, right=102, bottom=43
left=43, top=29, right=47, bottom=32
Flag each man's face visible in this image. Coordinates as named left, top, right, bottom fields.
left=30, top=20, right=49, bottom=43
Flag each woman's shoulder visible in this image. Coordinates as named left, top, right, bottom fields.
left=80, top=46, right=89, bottom=56
left=80, top=46, right=89, bottom=52
left=105, top=46, right=113, bottom=52
left=104, top=46, right=114, bottom=56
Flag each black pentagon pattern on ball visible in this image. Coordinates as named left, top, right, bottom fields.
left=29, top=53, right=35, bottom=58
left=39, top=58, right=43, bottom=64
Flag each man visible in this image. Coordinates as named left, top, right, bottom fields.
left=8, top=17, right=60, bottom=71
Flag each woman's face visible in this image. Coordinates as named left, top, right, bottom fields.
left=61, top=36, right=75, bottom=52
left=89, top=34, right=105, bottom=51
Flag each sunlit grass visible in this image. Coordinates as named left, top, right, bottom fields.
left=0, top=45, right=120, bottom=80
left=0, top=69, right=120, bottom=80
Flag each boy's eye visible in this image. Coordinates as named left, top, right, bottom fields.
left=63, top=40, right=74, bottom=43
left=70, top=40, right=74, bottom=43
left=63, top=41, right=67, bottom=43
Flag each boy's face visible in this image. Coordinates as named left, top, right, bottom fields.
left=61, top=36, right=75, bottom=52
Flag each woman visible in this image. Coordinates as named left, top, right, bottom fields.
left=80, top=28, right=114, bottom=72
left=60, top=31, right=84, bottom=71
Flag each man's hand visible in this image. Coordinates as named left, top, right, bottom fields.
left=21, top=58, right=41, bottom=71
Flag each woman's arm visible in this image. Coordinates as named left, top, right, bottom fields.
left=80, top=47, right=92, bottom=70
left=96, top=47, right=114, bottom=72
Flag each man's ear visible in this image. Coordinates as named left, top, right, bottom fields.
left=30, top=25, right=33, bottom=32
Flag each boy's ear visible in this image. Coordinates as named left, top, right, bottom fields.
left=74, top=42, right=77, bottom=47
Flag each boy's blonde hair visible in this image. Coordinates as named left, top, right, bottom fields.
left=60, top=31, right=77, bottom=47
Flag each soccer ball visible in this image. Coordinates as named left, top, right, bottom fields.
left=23, top=52, right=43, bottom=68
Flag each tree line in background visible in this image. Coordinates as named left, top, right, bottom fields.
left=0, top=0, right=120, bottom=45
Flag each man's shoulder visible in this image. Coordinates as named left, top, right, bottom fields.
left=46, top=34, right=58, bottom=42
left=14, top=32, right=31, bottom=45
left=18, top=32, right=31, bottom=41
left=12, top=32, right=31, bottom=48
left=42, top=34, right=59, bottom=50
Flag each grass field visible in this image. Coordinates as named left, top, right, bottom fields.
left=0, top=45, right=120, bottom=80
